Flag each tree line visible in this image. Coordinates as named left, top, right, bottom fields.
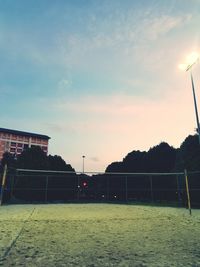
left=106, top=134, right=200, bottom=173
left=0, top=146, right=75, bottom=172
left=0, top=134, right=200, bottom=205
left=1, top=133, right=200, bottom=173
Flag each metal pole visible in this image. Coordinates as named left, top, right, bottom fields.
left=184, top=169, right=192, bottom=215
left=82, top=155, right=85, bottom=173
left=0, top=164, right=8, bottom=206
left=190, top=72, right=200, bottom=144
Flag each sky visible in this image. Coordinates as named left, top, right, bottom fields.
left=0, top=0, right=200, bottom=172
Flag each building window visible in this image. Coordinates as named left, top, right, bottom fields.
left=24, top=144, right=29, bottom=150
left=17, top=143, right=23, bottom=148
left=36, top=138, right=41, bottom=144
left=18, top=136, right=23, bottom=141
left=10, top=148, right=16, bottom=153
left=11, top=142, right=17, bottom=146
left=12, top=135, right=17, bottom=140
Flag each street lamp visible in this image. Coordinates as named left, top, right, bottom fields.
left=179, top=52, right=200, bottom=144
left=82, top=155, right=85, bottom=173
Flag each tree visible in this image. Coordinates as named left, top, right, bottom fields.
left=0, top=152, right=16, bottom=172
left=146, top=142, right=176, bottom=172
left=106, top=143, right=176, bottom=173
left=16, top=147, right=75, bottom=171
left=16, top=146, right=49, bottom=170
left=176, top=134, right=200, bottom=171
left=104, top=142, right=177, bottom=202
left=48, top=155, right=75, bottom=171
left=105, top=161, right=124, bottom=172
left=123, top=150, right=148, bottom=172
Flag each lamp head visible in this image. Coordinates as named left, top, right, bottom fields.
left=179, top=52, right=199, bottom=71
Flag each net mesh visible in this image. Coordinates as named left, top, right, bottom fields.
left=1, top=168, right=196, bottom=207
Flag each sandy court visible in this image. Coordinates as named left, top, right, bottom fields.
left=0, top=204, right=200, bottom=267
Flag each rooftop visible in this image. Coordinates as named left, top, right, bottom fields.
left=0, top=127, right=50, bottom=140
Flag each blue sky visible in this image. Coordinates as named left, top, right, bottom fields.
left=1, top=0, right=200, bottom=172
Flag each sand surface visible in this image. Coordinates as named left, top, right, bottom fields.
left=0, top=204, right=200, bottom=267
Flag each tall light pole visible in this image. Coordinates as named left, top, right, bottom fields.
left=82, top=155, right=85, bottom=174
left=189, top=70, right=200, bottom=144
left=179, top=52, right=200, bottom=144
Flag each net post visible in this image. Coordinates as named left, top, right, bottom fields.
left=45, top=176, right=49, bottom=203
left=184, top=169, right=192, bottom=215
left=0, top=164, right=8, bottom=206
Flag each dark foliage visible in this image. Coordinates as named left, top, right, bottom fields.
left=15, top=147, right=75, bottom=171
left=48, top=155, right=75, bottom=172
left=17, top=146, right=49, bottom=170
left=146, top=142, right=176, bottom=172
left=0, top=152, right=16, bottom=172
left=106, top=142, right=176, bottom=173
left=1, top=147, right=76, bottom=203
left=176, top=134, right=200, bottom=171
left=2, top=134, right=200, bottom=206
left=105, top=161, right=124, bottom=172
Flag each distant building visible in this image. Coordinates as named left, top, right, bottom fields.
left=0, top=127, right=50, bottom=160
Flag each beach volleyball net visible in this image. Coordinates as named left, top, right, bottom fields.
left=1, top=168, right=199, bottom=210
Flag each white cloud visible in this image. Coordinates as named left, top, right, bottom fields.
left=63, top=13, right=191, bottom=53
left=143, top=14, right=192, bottom=41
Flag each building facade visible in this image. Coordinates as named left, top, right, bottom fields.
left=0, top=128, right=50, bottom=160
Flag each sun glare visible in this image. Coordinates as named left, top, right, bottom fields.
left=178, top=64, right=187, bottom=71
left=179, top=52, right=199, bottom=71
left=186, top=52, right=199, bottom=65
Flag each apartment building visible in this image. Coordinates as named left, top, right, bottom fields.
left=0, top=128, right=50, bottom=160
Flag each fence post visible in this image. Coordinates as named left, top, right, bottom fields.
left=149, top=175, right=153, bottom=202
left=10, top=175, right=15, bottom=201
left=77, top=175, right=80, bottom=201
left=176, top=175, right=182, bottom=206
left=45, top=176, right=49, bottom=203
left=184, top=169, right=192, bottom=215
left=125, top=176, right=128, bottom=202
left=0, top=164, right=8, bottom=206
left=107, top=176, right=109, bottom=201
